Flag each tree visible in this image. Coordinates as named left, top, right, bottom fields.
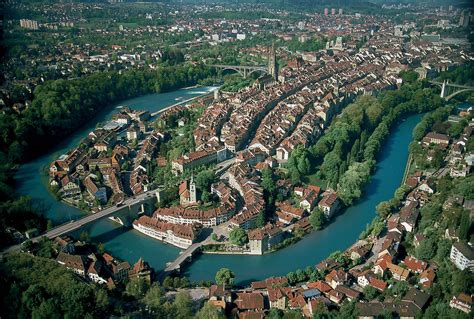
left=376, top=201, right=392, bottom=219
left=195, top=169, right=216, bottom=192
left=97, top=243, right=105, bottom=254
left=394, top=185, right=410, bottom=202
left=142, top=282, right=164, bottom=310
left=79, top=231, right=90, bottom=243
left=125, top=278, right=149, bottom=298
left=455, top=175, right=474, bottom=200
left=163, top=276, right=174, bottom=289
left=211, top=233, right=218, bottom=241
left=173, top=292, right=193, bottom=319
left=215, top=268, right=235, bottom=286
left=390, top=280, right=409, bottom=297
left=415, top=237, right=437, bottom=261
left=229, top=227, right=248, bottom=246
left=261, top=168, right=276, bottom=194
left=338, top=161, right=373, bottom=205
left=94, top=289, right=109, bottom=313
left=309, top=208, right=327, bottom=230
left=287, top=146, right=311, bottom=182
left=36, top=237, right=54, bottom=258
left=363, top=286, right=379, bottom=300
left=458, top=211, right=471, bottom=241
left=377, top=309, right=395, bottom=319
left=452, top=269, right=474, bottom=295
left=267, top=308, right=284, bottom=319
left=255, top=211, right=266, bottom=228
left=195, top=302, right=225, bottom=319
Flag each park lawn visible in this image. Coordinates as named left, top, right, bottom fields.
left=302, top=173, right=328, bottom=189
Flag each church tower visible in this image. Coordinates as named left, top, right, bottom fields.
left=189, top=175, right=197, bottom=204
left=268, top=42, right=278, bottom=81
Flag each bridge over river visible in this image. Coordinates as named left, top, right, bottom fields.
left=2, top=189, right=158, bottom=255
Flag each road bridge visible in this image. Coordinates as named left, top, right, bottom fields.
left=2, top=189, right=159, bottom=255
left=429, top=80, right=474, bottom=101
left=156, top=241, right=205, bottom=281
left=210, top=64, right=268, bottom=78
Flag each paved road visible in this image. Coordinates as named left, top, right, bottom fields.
left=164, top=242, right=204, bottom=272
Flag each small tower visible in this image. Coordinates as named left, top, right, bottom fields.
left=189, top=175, right=197, bottom=204
left=214, top=89, right=221, bottom=102
left=268, top=42, right=278, bottom=81
left=333, top=79, right=339, bottom=96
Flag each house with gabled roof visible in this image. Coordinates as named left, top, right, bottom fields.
left=419, top=268, right=436, bottom=289
left=403, top=256, right=427, bottom=274
left=56, top=252, right=88, bottom=276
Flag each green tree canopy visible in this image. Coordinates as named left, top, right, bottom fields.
left=229, top=227, right=248, bottom=246
left=215, top=268, right=235, bottom=286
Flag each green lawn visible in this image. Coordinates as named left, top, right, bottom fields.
left=302, top=173, right=328, bottom=190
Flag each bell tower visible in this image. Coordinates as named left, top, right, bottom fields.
left=268, top=42, right=278, bottom=81
left=189, top=175, right=197, bottom=204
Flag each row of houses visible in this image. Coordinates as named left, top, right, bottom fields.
left=132, top=215, right=201, bottom=249
left=156, top=181, right=239, bottom=227
left=54, top=236, right=152, bottom=287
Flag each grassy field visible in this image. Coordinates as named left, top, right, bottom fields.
left=302, top=172, right=328, bottom=189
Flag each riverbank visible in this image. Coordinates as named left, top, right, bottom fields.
left=14, top=87, right=221, bottom=272
left=11, top=87, right=423, bottom=286
left=150, top=89, right=216, bottom=117
left=182, top=114, right=424, bottom=285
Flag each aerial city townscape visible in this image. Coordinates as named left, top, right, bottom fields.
left=1, top=0, right=474, bottom=318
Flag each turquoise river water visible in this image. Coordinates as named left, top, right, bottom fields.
left=14, top=86, right=422, bottom=285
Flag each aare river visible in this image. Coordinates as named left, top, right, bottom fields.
left=14, top=86, right=422, bottom=286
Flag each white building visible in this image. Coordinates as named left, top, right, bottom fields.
left=450, top=242, right=474, bottom=271
left=132, top=216, right=199, bottom=249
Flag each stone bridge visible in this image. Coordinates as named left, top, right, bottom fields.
left=210, top=64, right=269, bottom=78
left=430, top=80, right=474, bottom=101
left=2, top=190, right=160, bottom=255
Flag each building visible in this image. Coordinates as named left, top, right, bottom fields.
left=324, top=8, right=328, bottom=16
left=450, top=242, right=474, bottom=271
left=87, top=260, right=110, bottom=285
left=399, top=201, right=419, bottom=233
left=60, top=176, right=81, bottom=198
left=423, top=132, right=450, bottom=146
left=235, top=292, right=264, bottom=312
left=459, top=10, right=471, bottom=28
left=179, top=176, right=197, bottom=205
left=53, top=236, right=75, bottom=254
left=318, top=191, right=341, bottom=219
left=84, top=176, right=107, bottom=204
left=387, top=262, right=410, bottom=281
left=449, top=293, right=472, bottom=314
left=56, top=252, right=88, bottom=276
left=268, top=287, right=287, bottom=310
left=172, top=150, right=218, bottom=174
left=403, top=256, right=427, bottom=274
left=268, top=43, right=278, bottom=81
left=419, top=268, right=436, bottom=289
left=394, top=26, right=403, bottom=37
left=20, top=19, right=39, bottom=30
left=132, top=216, right=201, bottom=249
left=127, top=125, right=139, bottom=140
left=248, top=224, right=284, bottom=255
